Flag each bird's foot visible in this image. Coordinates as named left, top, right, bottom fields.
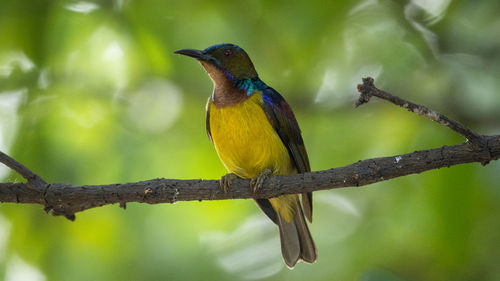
left=250, top=168, right=272, bottom=193
left=220, top=173, right=238, bottom=194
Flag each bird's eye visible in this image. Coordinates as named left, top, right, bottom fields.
left=224, top=49, right=232, bottom=57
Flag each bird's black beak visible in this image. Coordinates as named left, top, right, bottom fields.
left=174, top=49, right=211, bottom=61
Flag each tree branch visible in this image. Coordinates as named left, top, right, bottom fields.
left=0, top=78, right=498, bottom=220
left=355, top=77, right=486, bottom=149
left=0, top=151, right=47, bottom=188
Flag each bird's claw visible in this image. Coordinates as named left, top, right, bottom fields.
left=250, top=168, right=272, bottom=193
left=220, top=173, right=238, bottom=194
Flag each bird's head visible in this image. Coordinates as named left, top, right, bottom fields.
left=174, top=43, right=258, bottom=85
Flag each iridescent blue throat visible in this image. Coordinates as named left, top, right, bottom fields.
left=235, top=78, right=266, bottom=96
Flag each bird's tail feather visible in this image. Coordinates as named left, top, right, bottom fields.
left=277, top=202, right=317, bottom=268
left=295, top=203, right=317, bottom=263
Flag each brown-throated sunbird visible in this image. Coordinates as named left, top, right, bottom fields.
left=174, top=44, right=316, bottom=268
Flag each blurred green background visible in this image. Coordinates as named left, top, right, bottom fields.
left=1, top=0, right=499, bottom=280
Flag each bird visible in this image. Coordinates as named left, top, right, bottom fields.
left=174, top=43, right=316, bottom=268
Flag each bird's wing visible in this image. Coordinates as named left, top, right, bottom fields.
left=205, top=97, right=212, bottom=142
left=260, top=87, right=313, bottom=222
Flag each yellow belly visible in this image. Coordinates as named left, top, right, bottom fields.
left=209, top=93, right=295, bottom=179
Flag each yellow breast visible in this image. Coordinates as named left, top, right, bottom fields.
left=209, top=93, right=295, bottom=179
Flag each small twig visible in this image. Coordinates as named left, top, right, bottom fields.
left=0, top=151, right=47, bottom=188
left=356, top=77, right=485, bottom=148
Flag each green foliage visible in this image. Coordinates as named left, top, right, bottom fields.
left=0, top=0, right=499, bottom=280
